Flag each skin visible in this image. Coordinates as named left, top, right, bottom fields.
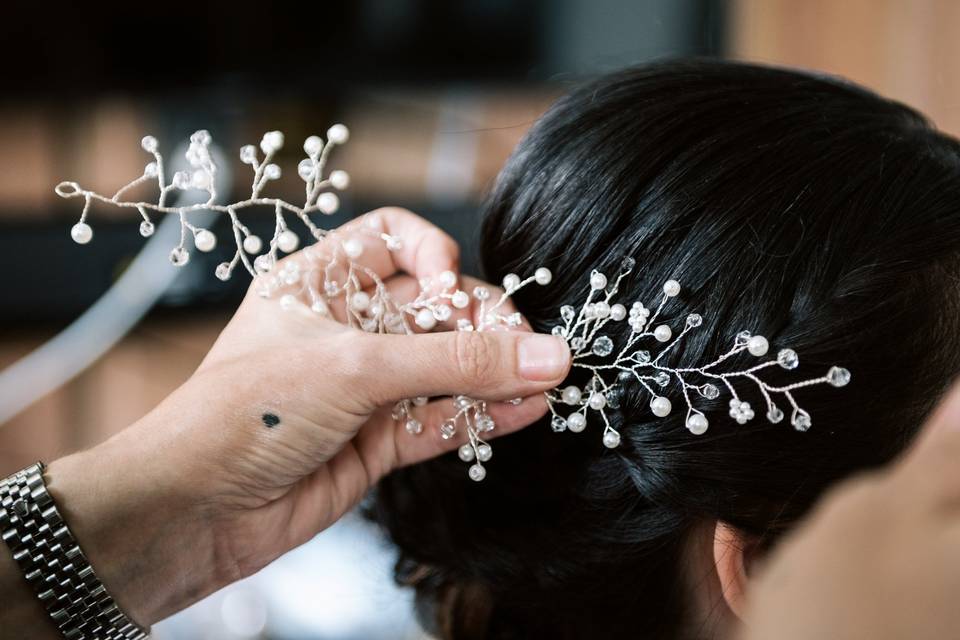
left=0, top=208, right=572, bottom=637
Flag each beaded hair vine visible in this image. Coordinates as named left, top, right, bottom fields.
left=58, top=128, right=850, bottom=481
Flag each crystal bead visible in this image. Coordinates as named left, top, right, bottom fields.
left=826, top=366, right=851, bottom=387
left=264, top=163, right=281, bottom=180
left=654, top=371, right=671, bottom=387
left=141, top=135, right=158, bottom=153
left=215, top=263, right=231, bottom=281
left=699, top=383, right=720, bottom=400
left=620, top=256, right=636, bottom=272
left=169, top=247, right=189, bottom=266
left=551, top=416, right=567, bottom=432
left=297, top=159, right=316, bottom=181
left=440, top=420, right=457, bottom=440
left=767, top=406, right=784, bottom=423
left=633, top=350, right=651, bottom=364
left=433, top=304, right=452, bottom=322
left=551, top=326, right=566, bottom=337
left=777, top=348, right=799, bottom=370
left=735, top=330, right=752, bottom=346
left=457, top=319, right=474, bottom=331
left=139, top=220, right=154, bottom=237
left=792, top=410, right=812, bottom=432
left=571, top=337, right=585, bottom=350
left=476, top=414, right=495, bottom=432
left=617, top=370, right=633, bottom=383
left=468, top=464, right=486, bottom=482
left=144, top=162, right=158, bottom=177
left=560, top=305, right=576, bottom=322
left=686, top=313, right=702, bottom=328
left=592, top=335, right=614, bottom=357
left=254, top=255, right=273, bottom=273
left=473, top=286, right=490, bottom=301
left=605, top=386, right=622, bottom=409
left=602, top=430, right=621, bottom=448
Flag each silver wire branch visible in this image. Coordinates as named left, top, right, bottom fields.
left=544, top=257, right=851, bottom=448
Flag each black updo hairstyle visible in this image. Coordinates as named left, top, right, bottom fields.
left=373, top=59, right=960, bottom=639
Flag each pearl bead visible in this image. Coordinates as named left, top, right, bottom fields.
left=415, top=308, right=437, bottom=330
left=318, top=192, right=340, bottom=214
left=260, top=130, right=284, bottom=154
left=566, top=412, right=587, bottom=432
left=412, top=396, right=428, bottom=406
left=277, top=230, right=300, bottom=253
left=663, top=279, right=681, bottom=297
left=437, top=270, right=457, bottom=289
left=194, top=229, right=217, bottom=252
left=172, top=171, right=190, bottom=189
left=561, top=385, right=582, bottom=406
left=141, top=135, right=158, bottom=153
left=590, top=272, right=607, bottom=290
left=303, top=135, right=323, bottom=155
left=650, top=396, right=672, bottom=417
left=588, top=392, right=606, bottom=411
left=405, top=419, right=423, bottom=435
left=215, top=263, right=231, bottom=281
left=70, top=222, right=93, bottom=244
left=264, top=163, right=281, bottom=180
left=342, top=238, right=363, bottom=258
left=311, top=299, right=329, bottom=316
left=747, top=335, right=769, bottom=357
left=458, top=444, right=475, bottom=462
left=502, top=273, right=520, bottom=291
left=327, top=124, right=350, bottom=144
left=243, top=235, right=263, bottom=254
left=594, top=302, right=610, bottom=318
left=350, top=291, right=370, bottom=312
left=191, top=171, right=212, bottom=190
left=477, top=444, right=492, bottom=462
left=535, top=267, right=552, bottom=285
left=602, top=430, right=621, bottom=448
left=451, top=290, right=470, bottom=309
left=468, top=464, right=486, bottom=482
left=610, top=304, right=626, bottom=321
left=330, top=170, right=350, bottom=190
left=686, top=413, right=709, bottom=435
left=654, top=325, right=672, bottom=342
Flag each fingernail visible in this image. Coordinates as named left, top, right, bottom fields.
left=517, top=335, right=570, bottom=381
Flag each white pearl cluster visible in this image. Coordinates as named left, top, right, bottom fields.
left=57, top=126, right=352, bottom=283
left=545, top=258, right=851, bottom=448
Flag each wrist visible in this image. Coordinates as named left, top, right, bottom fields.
left=45, top=431, right=223, bottom=626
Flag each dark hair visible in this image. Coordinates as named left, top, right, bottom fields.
left=373, top=59, right=960, bottom=639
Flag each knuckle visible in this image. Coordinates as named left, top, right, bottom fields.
left=453, top=331, right=499, bottom=386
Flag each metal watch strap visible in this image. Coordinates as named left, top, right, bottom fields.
left=0, top=462, right=149, bottom=639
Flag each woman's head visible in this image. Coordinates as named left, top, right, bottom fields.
left=374, top=59, right=960, bottom=639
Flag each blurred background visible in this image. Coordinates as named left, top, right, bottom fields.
left=1, top=1, right=958, bottom=637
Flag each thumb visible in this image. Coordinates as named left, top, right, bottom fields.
left=350, top=330, right=571, bottom=405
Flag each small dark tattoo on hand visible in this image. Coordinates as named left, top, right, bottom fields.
left=261, top=413, right=281, bottom=428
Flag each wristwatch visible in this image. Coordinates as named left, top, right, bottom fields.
left=0, top=462, right=149, bottom=639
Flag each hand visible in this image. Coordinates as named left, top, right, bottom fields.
left=739, top=381, right=960, bottom=640
left=42, top=208, right=571, bottom=628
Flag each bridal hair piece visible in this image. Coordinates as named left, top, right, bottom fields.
left=57, top=128, right=850, bottom=480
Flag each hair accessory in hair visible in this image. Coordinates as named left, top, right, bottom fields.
left=544, top=257, right=851, bottom=448
left=58, top=129, right=850, bottom=481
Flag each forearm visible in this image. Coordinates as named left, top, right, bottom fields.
left=0, top=418, right=226, bottom=635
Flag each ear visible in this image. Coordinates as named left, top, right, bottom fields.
left=712, top=522, right=751, bottom=620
